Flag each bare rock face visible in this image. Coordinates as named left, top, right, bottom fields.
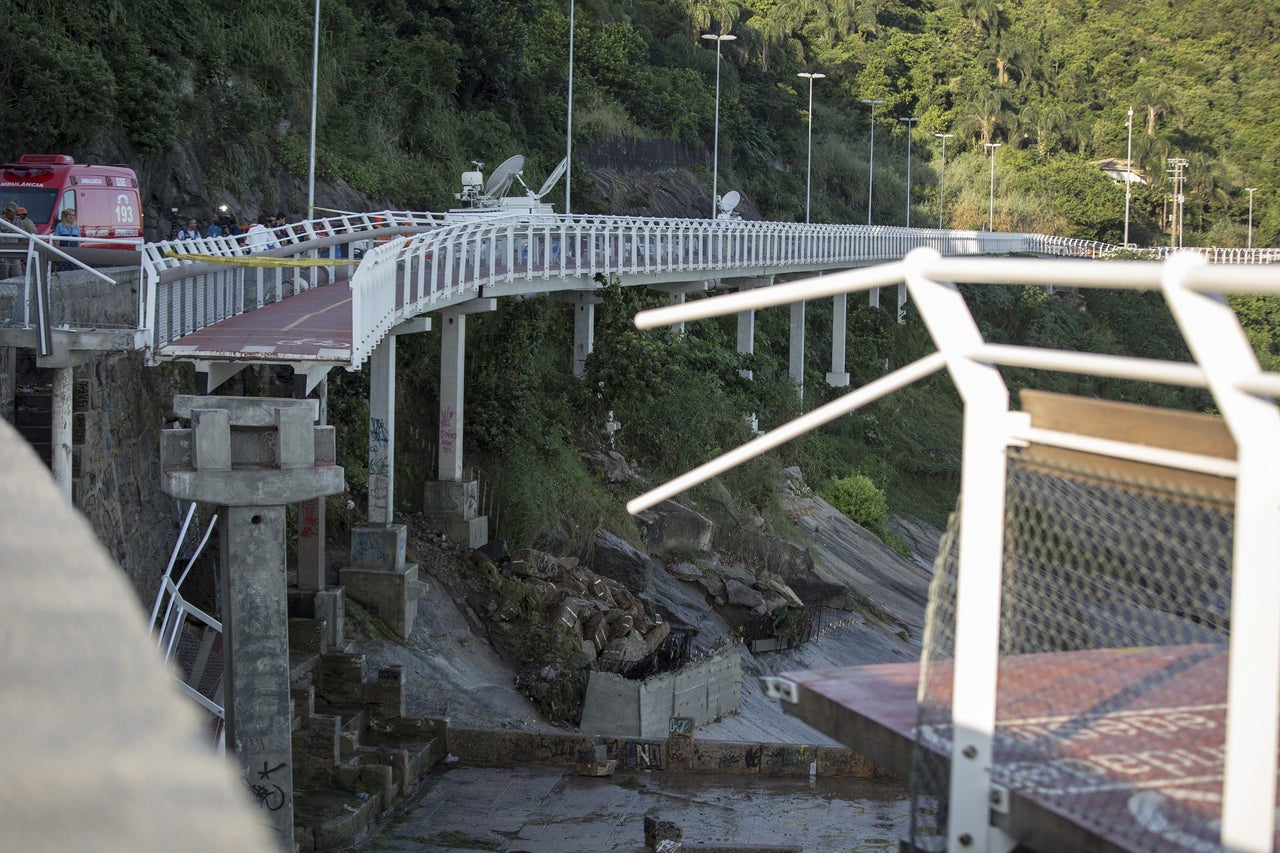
left=724, top=579, right=766, bottom=612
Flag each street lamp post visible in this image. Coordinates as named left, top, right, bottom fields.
left=565, top=0, right=576, bottom=215
left=702, top=32, right=737, bottom=218
left=935, top=132, right=953, bottom=229
left=861, top=99, right=885, bottom=225
left=1247, top=187, right=1258, bottom=249
left=985, top=142, right=1002, bottom=231
left=900, top=116, right=919, bottom=227
left=1123, top=107, right=1134, bottom=247
left=797, top=72, right=825, bottom=224
left=307, top=0, right=320, bottom=217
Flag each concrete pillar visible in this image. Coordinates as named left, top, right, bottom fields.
left=427, top=301, right=492, bottom=549
left=897, top=282, right=908, bottom=324
left=736, top=303, right=755, bottom=381
left=221, top=503, right=295, bottom=848
left=827, top=292, right=850, bottom=387
left=51, top=365, right=72, bottom=501
left=438, top=311, right=465, bottom=482
left=368, top=335, right=396, bottom=524
left=160, top=395, right=344, bottom=852
left=573, top=298, right=595, bottom=378
left=870, top=286, right=881, bottom=309
left=297, top=379, right=329, bottom=593
left=671, top=292, right=686, bottom=335
left=789, top=300, right=805, bottom=396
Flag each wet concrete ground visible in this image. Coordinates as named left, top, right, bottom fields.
left=349, top=762, right=909, bottom=852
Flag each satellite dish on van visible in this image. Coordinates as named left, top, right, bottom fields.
left=485, top=154, right=525, bottom=199
left=533, top=157, right=569, bottom=200
left=717, top=190, right=742, bottom=220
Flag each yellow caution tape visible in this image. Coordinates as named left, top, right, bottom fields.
left=164, top=250, right=359, bottom=267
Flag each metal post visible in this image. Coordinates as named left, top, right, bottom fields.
left=702, top=33, right=737, bottom=218
left=1123, top=107, right=1133, bottom=247
left=307, top=0, right=320, bottom=217
left=901, top=117, right=919, bottom=227
left=986, top=142, right=1002, bottom=231
left=935, top=132, right=953, bottom=230
left=798, top=72, right=825, bottom=224
left=861, top=99, right=885, bottom=226
left=565, top=0, right=575, bottom=216
left=1247, top=187, right=1258, bottom=249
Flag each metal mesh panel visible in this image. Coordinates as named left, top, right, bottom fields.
left=910, top=447, right=1235, bottom=851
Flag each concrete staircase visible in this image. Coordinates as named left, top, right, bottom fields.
left=287, top=591, right=447, bottom=853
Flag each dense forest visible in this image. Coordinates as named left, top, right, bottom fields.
left=4, top=0, right=1278, bottom=245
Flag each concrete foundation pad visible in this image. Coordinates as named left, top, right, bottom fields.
left=428, top=513, right=489, bottom=550
left=339, top=563, right=424, bottom=639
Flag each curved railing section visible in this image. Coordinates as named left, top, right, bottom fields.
left=140, top=209, right=1278, bottom=369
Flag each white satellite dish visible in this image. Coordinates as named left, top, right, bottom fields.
left=485, top=154, right=525, bottom=199
left=533, top=157, right=569, bottom=200
left=717, top=190, right=742, bottom=220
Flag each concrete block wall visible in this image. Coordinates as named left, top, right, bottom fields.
left=444, top=726, right=882, bottom=780
left=580, top=646, right=742, bottom=739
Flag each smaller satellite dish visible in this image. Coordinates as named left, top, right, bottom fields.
left=719, top=190, right=741, bottom=214
left=485, top=154, right=525, bottom=199
left=533, top=157, right=569, bottom=200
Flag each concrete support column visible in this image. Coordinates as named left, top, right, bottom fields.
left=297, top=379, right=329, bottom=593
left=51, top=365, right=72, bottom=501
left=869, top=286, right=881, bottom=309
left=160, top=395, right=344, bottom=852
left=671, top=292, right=686, bottom=335
left=897, top=282, right=908, bottom=324
left=221, top=503, right=295, bottom=847
left=789, top=300, right=805, bottom=396
left=438, top=312, right=465, bottom=482
left=736, top=304, right=755, bottom=381
left=426, top=301, right=492, bottom=549
left=827, top=292, right=850, bottom=387
left=368, top=335, right=396, bottom=524
left=573, top=298, right=595, bottom=378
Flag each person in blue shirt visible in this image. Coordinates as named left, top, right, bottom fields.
left=52, top=209, right=80, bottom=271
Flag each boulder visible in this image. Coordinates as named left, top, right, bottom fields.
left=636, top=499, right=713, bottom=557
left=725, top=579, right=766, bottom=610
left=666, top=561, right=704, bottom=583
left=581, top=449, right=634, bottom=483
left=756, top=576, right=805, bottom=609
left=589, top=528, right=652, bottom=593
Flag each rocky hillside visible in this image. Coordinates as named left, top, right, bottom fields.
left=345, top=464, right=939, bottom=746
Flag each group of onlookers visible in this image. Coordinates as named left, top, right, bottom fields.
left=2, top=201, right=79, bottom=276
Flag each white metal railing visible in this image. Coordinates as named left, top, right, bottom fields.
left=138, top=209, right=1280, bottom=369
left=627, top=249, right=1280, bottom=853
left=150, top=504, right=224, bottom=755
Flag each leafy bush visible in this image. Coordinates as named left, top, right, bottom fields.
left=821, top=473, right=889, bottom=532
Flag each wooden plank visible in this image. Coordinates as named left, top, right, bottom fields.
left=1018, top=390, right=1237, bottom=501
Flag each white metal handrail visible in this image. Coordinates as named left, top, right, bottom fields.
left=629, top=249, right=1280, bottom=853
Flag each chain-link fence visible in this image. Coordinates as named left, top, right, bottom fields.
left=910, top=445, right=1235, bottom=851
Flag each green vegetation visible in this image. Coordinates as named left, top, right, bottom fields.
left=6, top=0, right=1279, bottom=245
left=9, top=0, right=1274, bottom=542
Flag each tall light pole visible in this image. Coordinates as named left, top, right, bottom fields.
left=798, top=71, right=825, bottom=223
left=985, top=142, right=1002, bottom=231
left=565, top=0, right=576, bottom=215
left=702, top=32, right=737, bottom=218
left=307, top=0, right=320, bottom=218
left=1247, top=187, right=1258, bottom=249
left=861, top=98, right=885, bottom=225
left=900, top=116, right=919, bottom=227
left=935, top=132, right=953, bottom=229
left=1123, top=107, right=1134, bottom=247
